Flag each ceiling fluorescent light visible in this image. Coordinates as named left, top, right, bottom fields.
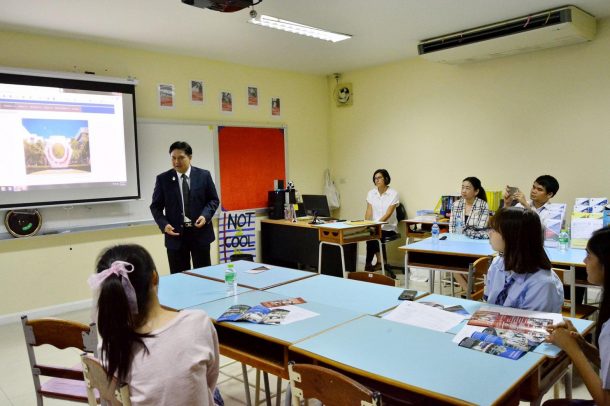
left=249, top=15, right=351, bottom=42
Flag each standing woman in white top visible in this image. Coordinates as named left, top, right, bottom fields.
left=89, top=244, right=222, bottom=406
left=364, top=169, right=399, bottom=272
left=545, top=227, right=610, bottom=406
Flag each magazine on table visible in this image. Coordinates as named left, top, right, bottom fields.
left=453, top=306, right=562, bottom=360
left=217, top=304, right=289, bottom=325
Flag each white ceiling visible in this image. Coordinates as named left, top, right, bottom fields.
left=1, top=0, right=610, bottom=75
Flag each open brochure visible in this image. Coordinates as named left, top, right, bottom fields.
left=217, top=305, right=289, bottom=325
left=217, top=303, right=319, bottom=325
left=453, top=306, right=563, bottom=360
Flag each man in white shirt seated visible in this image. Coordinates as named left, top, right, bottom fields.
left=504, top=174, right=585, bottom=305
left=503, top=174, right=559, bottom=224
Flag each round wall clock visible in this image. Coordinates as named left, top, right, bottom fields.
left=4, top=210, right=42, bottom=238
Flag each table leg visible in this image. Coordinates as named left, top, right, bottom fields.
left=241, top=363, right=252, bottom=406
left=276, top=377, right=282, bottom=406
left=338, top=244, right=346, bottom=278
left=570, top=266, right=576, bottom=318
left=404, top=252, right=409, bottom=289
left=263, top=372, right=272, bottom=406
left=376, top=239, right=385, bottom=277
left=317, top=242, right=323, bottom=274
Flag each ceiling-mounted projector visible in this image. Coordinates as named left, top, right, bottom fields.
left=181, top=0, right=261, bottom=13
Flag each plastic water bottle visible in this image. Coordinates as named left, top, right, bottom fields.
left=431, top=222, right=440, bottom=241
left=558, top=229, right=570, bottom=251
left=455, top=217, right=463, bottom=235
left=225, top=263, right=237, bottom=295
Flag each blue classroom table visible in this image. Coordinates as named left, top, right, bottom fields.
left=186, top=260, right=316, bottom=290
left=188, top=289, right=364, bottom=379
left=267, top=273, right=426, bottom=315
left=158, top=272, right=251, bottom=310
left=290, top=315, right=542, bottom=405
left=400, top=233, right=586, bottom=316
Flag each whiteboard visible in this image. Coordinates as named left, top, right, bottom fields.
left=0, top=119, right=216, bottom=236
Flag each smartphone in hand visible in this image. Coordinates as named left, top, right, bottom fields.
left=398, top=289, right=418, bottom=301
left=507, top=186, right=519, bottom=196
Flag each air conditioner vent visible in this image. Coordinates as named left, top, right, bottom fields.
left=418, top=6, right=596, bottom=64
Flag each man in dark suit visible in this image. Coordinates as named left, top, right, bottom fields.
left=150, top=141, right=219, bottom=273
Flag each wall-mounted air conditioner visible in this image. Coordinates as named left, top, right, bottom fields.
left=418, top=6, right=596, bottom=64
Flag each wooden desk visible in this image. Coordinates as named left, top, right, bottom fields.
left=313, top=221, right=384, bottom=278
left=186, top=260, right=316, bottom=290
left=402, top=218, right=450, bottom=242
left=399, top=233, right=587, bottom=317
left=261, top=219, right=356, bottom=277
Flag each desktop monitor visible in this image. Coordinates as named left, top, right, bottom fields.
left=302, top=194, right=331, bottom=217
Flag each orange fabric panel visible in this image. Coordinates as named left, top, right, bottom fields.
left=218, top=126, right=285, bottom=211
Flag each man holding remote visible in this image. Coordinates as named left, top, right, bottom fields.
left=150, top=141, right=219, bottom=273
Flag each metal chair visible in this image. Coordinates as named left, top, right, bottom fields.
left=81, top=354, right=131, bottom=406
left=288, top=362, right=381, bottom=406
left=21, top=315, right=98, bottom=405
left=380, top=203, right=407, bottom=278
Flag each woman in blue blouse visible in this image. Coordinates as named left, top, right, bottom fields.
left=484, top=207, right=563, bottom=313
left=544, top=227, right=610, bottom=406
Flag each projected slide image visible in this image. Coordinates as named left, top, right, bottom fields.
left=22, top=118, right=91, bottom=174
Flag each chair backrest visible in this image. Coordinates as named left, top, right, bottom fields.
left=347, top=271, right=395, bottom=287
left=289, top=362, right=381, bottom=406
left=81, top=354, right=131, bottom=406
left=551, top=268, right=598, bottom=320
left=395, top=203, right=407, bottom=222
left=21, top=315, right=98, bottom=404
left=468, top=256, right=492, bottom=301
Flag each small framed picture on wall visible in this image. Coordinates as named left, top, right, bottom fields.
left=158, top=84, right=175, bottom=109
left=190, top=80, right=204, bottom=104
left=221, top=91, right=233, bottom=113
left=247, top=86, right=258, bottom=107
left=271, top=97, right=281, bottom=117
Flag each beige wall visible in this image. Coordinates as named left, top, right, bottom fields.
left=2, top=17, right=609, bottom=315
left=0, top=30, right=330, bottom=317
left=330, top=18, right=610, bottom=264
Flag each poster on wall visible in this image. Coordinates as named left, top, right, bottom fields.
left=247, top=86, right=258, bottom=107
left=218, top=210, right=256, bottom=263
left=190, top=80, right=204, bottom=104
left=221, top=91, right=233, bottom=113
left=271, top=97, right=281, bottom=117
left=158, top=84, right=175, bottom=108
